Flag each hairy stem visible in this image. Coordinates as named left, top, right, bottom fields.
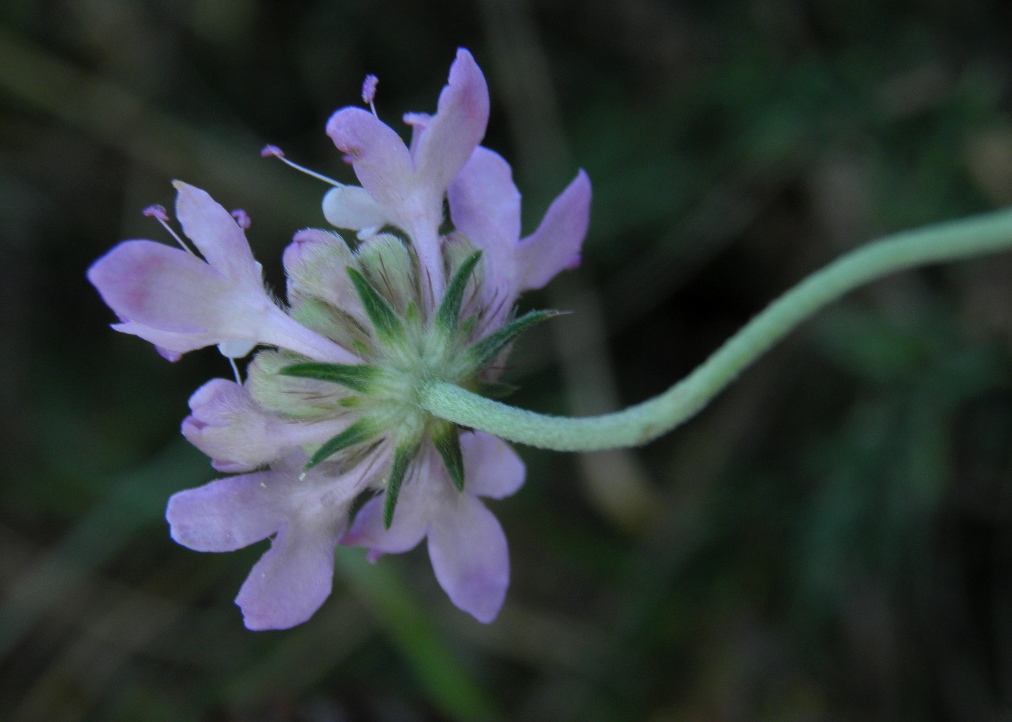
left=422, top=207, right=1012, bottom=451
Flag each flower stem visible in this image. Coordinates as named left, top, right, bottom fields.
left=422, top=206, right=1012, bottom=451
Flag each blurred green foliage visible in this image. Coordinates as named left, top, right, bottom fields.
left=3, top=0, right=1012, bottom=720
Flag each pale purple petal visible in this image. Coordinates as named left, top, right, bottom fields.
left=173, top=182, right=258, bottom=283
left=342, top=484, right=429, bottom=554
left=326, top=107, right=446, bottom=295
left=88, top=240, right=234, bottom=334
left=235, top=521, right=341, bottom=630
left=217, top=339, right=257, bottom=359
left=111, top=320, right=211, bottom=356
left=461, top=432, right=525, bottom=500
left=181, top=378, right=357, bottom=471
left=254, top=305, right=364, bottom=365
left=413, top=49, right=490, bottom=201
left=325, top=107, right=415, bottom=222
left=322, top=186, right=389, bottom=231
left=403, top=112, right=430, bottom=155
left=428, top=494, right=509, bottom=624
left=447, top=147, right=522, bottom=315
left=447, top=147, right=521, bottom=262
left=156, top=346, right=183, bottom=362
left=517, top=170, right=592, bottom=291
left=90, top=240, right=357, bottom=363
left=166, top=471, right=290, bottom=552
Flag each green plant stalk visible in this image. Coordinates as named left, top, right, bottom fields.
left=422, top=207, right=1012, bottom=451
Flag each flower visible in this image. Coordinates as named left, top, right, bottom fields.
left=166, top=450, right=373, bottom=630
left=323, top=48, right=490, bottom=300
left=87, top=182, right=358, bottom=364
left=90, top=48, right=592, bottom=629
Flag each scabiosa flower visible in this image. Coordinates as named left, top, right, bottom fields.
left=89, top=48, right=592, bottom=629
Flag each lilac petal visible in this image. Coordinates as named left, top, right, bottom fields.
left=413, top=49, right=490, bottom=202
left=181, top=378, right=357, bottom=471
left=252, top=306, right=363, bottom=365
left=517, top=170, right=592, bottom=291
left=428, top=494, right=509, bottom=624
left=342, top=476, right=429, bottom=554
left=322, top=186, right=389, bottom=231
left=173, top=182, right=258, bottom=284
left=93, top=239, right=361, bottom=364
left=461, top=432, right=525, bottom=500
left=156, top=346, right=183, bottom=362
left=403, top=112, right=431, bottom=155
left=327, top=107, right=446, bottom=294
left=448, top=147, right=521, bottom=264
left=325, top=107, right=415, bottom=225
left=235, top=520, right=340, bottom=630
left=217, top=339, right=257, bottom=359
left=88, top=240, right=234, bottom=334
left=166, top=471, right=290, bottom=553
left=111, top=320, right=210, bottom=356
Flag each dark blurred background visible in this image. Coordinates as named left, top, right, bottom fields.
left=4, top=0, right=1012, bottom=720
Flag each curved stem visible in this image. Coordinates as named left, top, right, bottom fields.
left=422, top=206, right=1012, bottom=451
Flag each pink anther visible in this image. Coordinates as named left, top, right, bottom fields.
left=361, top=74, right=379, bottom=106
left=142, top=204, right=169, bottom=222
left=231, top=209, right=252, bottom=230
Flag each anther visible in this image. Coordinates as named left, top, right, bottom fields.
left=231, top=209, right=251, bottom=230
left=143, top=204, right=169, bottom=222
left=260, top=144, right=343, bottom=187
left=144, top=205, right=196, bottom=256
left=362, top=74, right=379, bottom=116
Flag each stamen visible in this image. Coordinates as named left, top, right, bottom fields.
left=142, top=204, right=169, bottom=222
left=362, top=74, right=379, bottom=117
left=144, top=204, right=196, bottom=256
left=229, top=357, right=242, bottom=385
left=231, top=209, right=252, bottom=230
left=260, top=144, right=343, bottom=187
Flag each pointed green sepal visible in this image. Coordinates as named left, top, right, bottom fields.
left=460, top=315, right=478, bottom=339
left=433, top=424, right=465, bottom=492
left=383, top=443, right=420, bottom=529
left=405, top=300, right=420, bottom=324
left=436, top=251, right=482, bottom=334
left=347, top=266, right=403, bottom=342
left=467, top=310, right=561, bottom=371
left=306, top=419, right=377, bottom=470
left=280, top=362, right=381, bottom=393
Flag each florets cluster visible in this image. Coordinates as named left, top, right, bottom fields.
left=87, top=49, right=591, bottom=629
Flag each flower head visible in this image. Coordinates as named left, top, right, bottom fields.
left=90, top=48, right=592, bottom=629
